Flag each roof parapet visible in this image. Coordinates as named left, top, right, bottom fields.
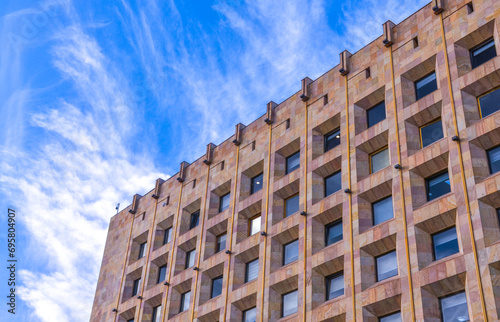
left=128, top=194, right=142, bottom=214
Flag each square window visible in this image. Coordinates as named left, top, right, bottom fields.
left=440, top=292, right=469, bottom=322
left=325, top=171, right=342, bottom=197
left=138, top=242, right=147, bottom=259
left=420, top=119, right=444, bottom=148
left=478, top=87, right=500, bottom=118
left=432, top=227, right=459, bottom=261
left=325, top=128, right=341, bottom=152
left=426, top=171, right=451, bottom=201
left=132, top=278, right=141, bottom=296
left=219, top=193, right=231, bottom=213
left=282, top=290, right=298, bottom=317
left=370, top=147, right=389, bottom=173
left=251, top=173, right=264, bottom=194
left=372, top=196, right=394, bottom=226
left=415, top=72, right=438, bottom=100
left=376, top=251, right=398, bottom=281
left=216, top=233, right=227, bottom=253
left=379, top=311, right=401, bottom=322
left=152, top=305, right=161, bottom=322
left=180, top=291, right=191, bottom=312
left=163, top=227, right=172, bottom=245
left=285, top=194, right=300, bottom=218
left=487, top=145, right=500, bottom=174
left=283, top=239, right=299, bottom=265
left=245, top=259, right=259, bottom=282
left=367, top=101, right=386, bottom=128
left=190, top=211, right=200, bottom=230
left=243, top=307, right=257, bottom=322
left=185, top=249, right=196, bottom=269
left=326, top=272, right=344, bottom=300
left=211, top=276, right=223, bottom=298
left=286, top=152, right=300, bottom=174
left=248, top=214, right=261, bottom=236
left=325, top=220, right=343, bottom=246
left=157, top=265, right=167, bottom=284
left=470, top=38, right=496, bottom=69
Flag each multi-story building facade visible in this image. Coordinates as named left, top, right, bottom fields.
left=90, top=0, right=500, bottom=320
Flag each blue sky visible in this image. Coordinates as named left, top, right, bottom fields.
left=0, top=0, right=428, bottom=320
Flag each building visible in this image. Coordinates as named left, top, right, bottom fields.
left=90, top=0, right=500, bottom=320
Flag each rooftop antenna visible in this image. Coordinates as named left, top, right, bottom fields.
left=115, top=203, right=120, bottom=214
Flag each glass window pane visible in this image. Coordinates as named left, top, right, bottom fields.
left=219, top=193, right=231, bottom=212
left=283, top=240, right=299, bottom=265
left=471, top=38, right=496, bottom=69
left=373, top=196, right=394, bottom=226
left=138, top=242, right=147, bottom=259
left=243, top=307, right=257, bottom=322
left=245, top=259, right=259, bottom=282
left=415, top=72, right=438, bottom=100
left=376, top=251, right=398, bottom=281
left=216, top=234, right=226, bottom=252
left=440, top=292, right=469, bottom=322
left=282, top=290, right=298, bottom=317
left=371, top=148, right=389, bottom=173
left=488, top=146, right=500, bottom=174
left=157, top=265, right=167, bottom=284
left=211, top=276, right=223, bottom=298
left=249, top=215, right=261, bottom=236
left=285, top=194, right=300, bottom=218
left=152, top=305, right=161, bottom=322
left=433, top=227, right=459, bottom=261
left=379, top=312, right=401, bottom=322
left=479, top=87, right=500, bottom=118
left=326, top=273, right=344, bottom=300
left=251, top=173, right=264, bottom=194
left=325, top=220, right=343, bottom=246
left=186, top=250, right=196, bottom=269
left=180, top=291, right=191, bottom=312
left=163, top=227, right=172, bottom=245
left=325, top=128, right=341, bottom=152
left=420, top=119, right=444, bottom=148
left=367, top=101, right=386, bottom=128
left=426, top=171, right=451, bottom=201
left=286, top=152, right=300, bottom=174
left=190, top=211, right=200, bottom=229
left=325, top=171, right=342, bottom=196
left=132, top=278, right=141, bottom=296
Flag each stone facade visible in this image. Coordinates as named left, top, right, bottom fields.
left=90, top=0, right=500, bottom=320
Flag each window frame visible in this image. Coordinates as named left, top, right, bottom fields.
left=414, top=71, right=438, bottom=100
left=189, top=211, right=200, bottom=230
left=138, top=242, right=147, bottom=259
left=242, top=307, right=257, bottom=322
left=431, top=226, right=459, bottom=261
left=285, top=151, right=300, bottom=174
left=248, top=214, right=261, bottom=237
left=210, top=275, right=224, bottom=299
left=179, top=290, right=191, bottom=313
left=281, top=290, right=298, bottom=317
left=216, top=233, right=227, bottom=253
left=157, top=264, right=167, bottom=284
left=325, top=271, right=344, bottom=301
left=378, top=311, right=402, bottom=322
left=375, top=250, right=398, bottom=282
left=219, top=193, right=231, bottom=213
left=132, top=278, right=141, bottom=296
left=470, top=37, right=496, bottom=69
left=185, top=249, right=196, bottom=269
left=419, top=118, right=444, bottom=148
left=152, top=305, right=161, bottom=322
left=283, top=239, right=299, bottom=266
left=245, top=258, right=259, bottom=283
left=425, top=170, right=451, bottom=202
left=439, top=291, right=469, bottom=322
left=372, top=195, right=394, bottom=226
left=250, top=172, right=264, bottom=194
left=324, top=170, right=342, bottom=197
left=487, top=145, right=500, bottom=175
left=163, top=227, right=172, bottom=245
left=324, top=128, right=341, bottom=152
left=366, top=101, right=386, bottom=128
left=325, top=219, right=343, bottom=246
left=369, top=146, right=389, bottom=174
left=284, top=193, right=300, bottom=218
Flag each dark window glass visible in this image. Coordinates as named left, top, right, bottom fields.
left=325, top=128, right=341, bottom=152
left=180, top=291, right=191, bottom=312
left=219, top=193, right=231, bottom=212
left=326, top=272, right=344, bottom=300
left=211, top=276, right=223, bottom=298
left=185, top=249, right=196, bottom=269
left=127, top=319, right=134, bottom=322
left=426, top=171, right=451, bottom=201
left=285, top=194, right=300, bottom=218
left=471, top=38, right=496, bottom=69
left=373, top=196, right=394, bottom=226
left=440, top=292, right=469, bottom=322
left=376, top=251, right=398, bottom=281
left=282, top=290, right=298, bottom=317
left=367, top=101, right=386, bottom=128
left=325, top=220, right=343, bottom=246
left=370, top=147, right=389, bottom=173
left=190, top=211, right=200, bottom=229
left=132, top=278, right=141, bottom=296
left=138, top=242, right=147, bottom=259
left=432, top=227, right=459, bottom=261
left=379, top=312, right=401, bottom=322
left=286, top=152, right=300, bottom=174
left=152, top=305, right=162, bottom=322
left=325, top=171, right=342, bottom=197
left=283, top=240, right=299, bottom=265
left=243, top=307, right=257, bottom=322
left=420, top=119, right=444, bottom=148
left=216, top=233, right=226, bottom=253
left=251, top=173, right=264, bottom=194
left=487, top=145, right=500, bottom=174
left=415, top=72, right=437, bottom=100
left=245, top=259, right=259, bottom=282
left=157, top=265, right=167, bottom=284
left=163, top=227, right=172, bottom=245
left=248, top=215, right=261, bottom=236
left=478, top=87, right=500, bottom=118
